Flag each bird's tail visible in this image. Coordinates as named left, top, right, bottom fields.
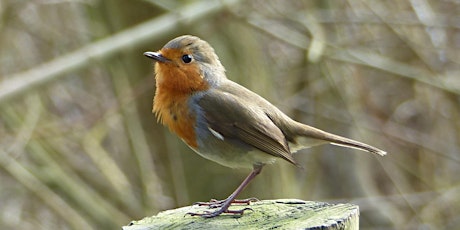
left=293, top=123, right=387, bottom=156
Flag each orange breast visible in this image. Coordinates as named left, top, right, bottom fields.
left=152, top=59, right=209, bottom=149
left=154, top=91, right=198, bottom=148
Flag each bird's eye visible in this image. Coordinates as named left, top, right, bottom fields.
left=181, top=54, right=193, bottom=63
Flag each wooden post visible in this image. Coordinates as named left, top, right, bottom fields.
left=123, top=199, right=359, bottom=230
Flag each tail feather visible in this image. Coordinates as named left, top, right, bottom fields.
left=330, top=139, right=387, bottom=156
left=293, top=123, right=386, bottom=156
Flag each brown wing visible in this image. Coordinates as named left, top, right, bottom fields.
left=197, top=89, right=297, bottom=166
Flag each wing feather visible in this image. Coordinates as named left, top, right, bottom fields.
left=197, top=90, right=297, bottom=165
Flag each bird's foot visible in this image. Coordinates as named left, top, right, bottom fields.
left=187, top=206, right=253, bottom=218
left=193, top=197, right=258, bottom=208
left=188, top=197, right=258, bottom=218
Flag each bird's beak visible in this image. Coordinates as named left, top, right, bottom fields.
left=143, top=51, right=170, bottom=63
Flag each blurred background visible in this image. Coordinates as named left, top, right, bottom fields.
left=1, top=0, right=459, bottom=229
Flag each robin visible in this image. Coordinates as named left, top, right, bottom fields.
left=143, top=35, right=386, bottom=218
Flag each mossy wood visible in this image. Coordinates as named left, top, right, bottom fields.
left=123, top=199, right=359, bottom=230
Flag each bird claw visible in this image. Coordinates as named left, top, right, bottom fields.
left=188, top=198, right=258, bottom=217
left=231, top=197, right=259, bottom=204
left=187, top=207, right=254, bottom=218
left=194, top=197, right=258, bottom=208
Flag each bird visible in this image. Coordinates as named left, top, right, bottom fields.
left=143, top=35, right=386, bottom=218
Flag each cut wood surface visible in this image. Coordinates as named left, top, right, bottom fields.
left=123, top=199, right=359, bottom=230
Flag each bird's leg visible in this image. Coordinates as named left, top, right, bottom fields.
left=188, top=165, right=263, bottom=218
